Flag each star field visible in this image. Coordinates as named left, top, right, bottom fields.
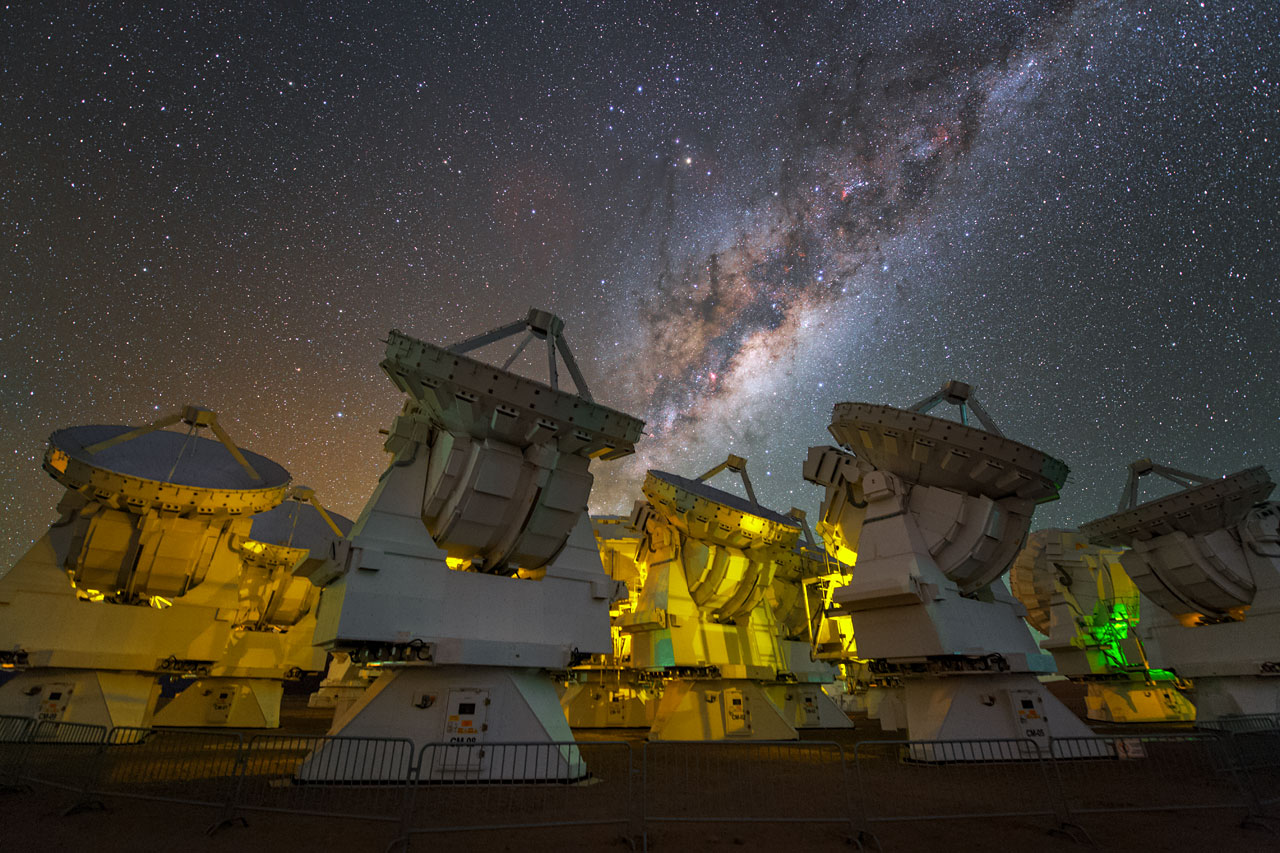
left=2, top=1, right=1277, bottom=568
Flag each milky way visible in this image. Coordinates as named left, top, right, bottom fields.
left=2, top=1, right=1277, bottom=566
left=595, top=1, right=1092, bottom=504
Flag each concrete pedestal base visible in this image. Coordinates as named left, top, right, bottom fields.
left=648, top=679, right=797, bottom=741
left=764, top=682, right=854, bottom=729
left=902, top=673, right=1095, bottom=748
left=1084, top=681, right=1195, bottom=723
left=153, top=677, right=282, bottom=728
left=0, top=669, right=159, bottom=731
left=561, top=671, right=656, bottom=728
left=304, top=665, right=583, bottom=782
left=1190, top=676, right=1280, bottom=721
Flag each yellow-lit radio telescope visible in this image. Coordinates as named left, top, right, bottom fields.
left=1009, top=529, right=1194, bottom=723
left=0, top=406, right=293, bottom=729
left=150, top=486, right=352, bottom=727
left=624, top=455, right=850, bottom=740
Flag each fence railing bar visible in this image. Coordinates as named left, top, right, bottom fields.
left=6, top=721, right=1278, bottom=846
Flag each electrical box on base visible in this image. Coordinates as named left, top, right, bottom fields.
left=37, top=683, right=74, bottom=722
left=1008, top=689, right=1050, bottom=750
left=722, top=688, right=752, bottom=737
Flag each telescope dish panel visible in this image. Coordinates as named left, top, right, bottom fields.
left=643, top=470, right=800, bottom=551
left=828, top=402, right=1067, bottom=503
left=381, top=330, right=643, bottom=459
left=1009, top=530, right=1073, bottom=635
left=1081, top=466, right=1274, bottom=547
left=44, top=425, right=290, bottom=515
left=248, top=501, right=354, bottom=553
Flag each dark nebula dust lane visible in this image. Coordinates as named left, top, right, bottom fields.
left=2, top=1, right=1277, bottom=562
left=592, top=1, right=1107, bottom=506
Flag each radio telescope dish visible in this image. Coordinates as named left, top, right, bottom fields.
left=239, top=487, right=353, bottom=630
left=1077, top=459, right=1280, bottom=721
left=1080, top=461, right=1274, bottom=547
left=1080, top=461, right=1276, bottom=620
left=828, top=380, right=1066, bottom=504
left=378, top=311, right=645, bottom=574
left=641, top=466, right=801, bottom=623
left=383, top=308, right=643, bottom=462
left=643, top=469, right=800, bottom=551
left=626, top=455, right=847, bottom=739
left=247, top=487, right=353, bottom=552
left=44, top=405, right=290, bottom=516
left=307, top=309, right=647, bottom=776
left=809, top=381, right=1096, bottom=746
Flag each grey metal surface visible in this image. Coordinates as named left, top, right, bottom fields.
left=381, top=328, right=644, bottom=458
left=1081, top=466, right=1274, bottom=546
left=50, top=425, right=289, bottom=491
left=248, top=501, right=353, bottom=550
left=829, top=402, right=1068, bottom=503
left=648, top=470, right=798, bottom=527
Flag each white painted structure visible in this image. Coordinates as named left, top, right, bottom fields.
left=304, top=310, right=643, bottom=781
left=804, top=381, right=1095, bottom=747
left=1081, top=462, right=1280, bottom=719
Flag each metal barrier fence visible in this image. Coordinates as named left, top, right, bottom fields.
left=80, top=726, right=244, bottom=821
left=642, top=740, right=854, bottom=848
left=4, top=721, right=1279, bottom=845
left=1222, top=729, right=1280, bottom=810
left=852, top=738, right=1061, bottom=831
left=1198, top=713, right=1280, bottom=734
left=0, top=715, right=35, bottom=790
left=235, top=734, right=415, bottom=824
left=17, top=720, right=107, bottom=794
left=395, top=740, right=634, bottom=848
left=0, top=715, right=35, bottom=743
left=1048, top=734, right=1252, bottom=818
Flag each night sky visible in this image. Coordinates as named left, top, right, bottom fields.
left=2, top=2, right=1277, bottom=569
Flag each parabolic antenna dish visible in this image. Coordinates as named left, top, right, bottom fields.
left=248, top=498, right=354, bottom=553
left=643, top=469, right=800, bottom=551
left=1081, top=466, right=1274, bottom=548
left=44, top=424, right=290, bottom=515
left=1008, top=530, right=1073, bottom=635
left=382, top=328, right=644, bottom=460
left=828, top=402, right=1067, bottom=504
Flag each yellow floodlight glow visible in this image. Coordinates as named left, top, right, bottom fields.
left=738, top=514, right=766, bottom=535
left=47, top=447, right=70, bottom=473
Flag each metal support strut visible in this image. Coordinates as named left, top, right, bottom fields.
left=697, top=454, right=759, bottom=506
left=1116, top=458, right=1213, bottom=512
left=908, top=380, right=1005, bottom=437
left=447, top=308, right=594, bottom=401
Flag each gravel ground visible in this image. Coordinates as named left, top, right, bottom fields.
left=3, top=690, right=1277, bottom=852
